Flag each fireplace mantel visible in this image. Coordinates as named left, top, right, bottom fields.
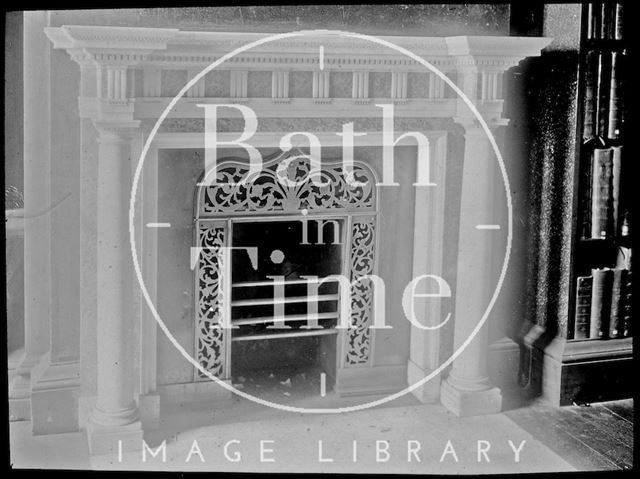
left=45, top=26, right=550, bottom=129
left=27, top=24, right=552, bottom=453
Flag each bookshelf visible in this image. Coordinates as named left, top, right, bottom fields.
left=523, top=2, right=633, bottom=407
left=569, top=2, right=631, bottom=344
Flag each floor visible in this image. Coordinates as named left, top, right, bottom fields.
left=506, top=399, right=634, bottom=471
left=9, top=382, right=633, bottom=473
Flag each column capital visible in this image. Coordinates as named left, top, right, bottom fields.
left=445, top=36, right=551, bottom=124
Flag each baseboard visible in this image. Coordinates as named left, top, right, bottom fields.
left=536, top=336, right=633, bottom=406
left=335, top=364, right=407, bottom=397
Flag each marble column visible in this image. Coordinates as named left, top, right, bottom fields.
left=440, top=122, right=503, bottom=416
left=10, top=10, right=52, bottom=421
left=85, top=121, right=143, bottom=454
left=406, top=134, right=449, bottom=403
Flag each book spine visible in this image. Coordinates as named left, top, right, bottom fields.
left=590, top=147, right=614, bottom=238
left=607, top=51, right=623, bottom=139
left=590, top=2, right=602, bottom=40
left=614, top=2, right=624, bottom=40
left=583, top=50, right=599, bottom=139
left=590, top=268, right=614, bottom=339
left=574, top=275, right=593, bottom=339
left=623, top=250, right=633, bottom=337
left=608, top=268, right=626, bottom=337
left=596, top=51, right=612, bottom=138
left=600, top=2, right=613, bottom=40
left=623, top=270, right=632, bottom=337
left=587, top=3, right=596, bottom=39
left=611, top=146, right=623, bottom=236
left=581, top=147, right=594, bottom=239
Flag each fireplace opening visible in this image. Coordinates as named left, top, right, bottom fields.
left=230, top=218, right=344, bottom=397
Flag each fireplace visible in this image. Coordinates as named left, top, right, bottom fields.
left=193, top=151, right=379, bottom=396
left=230, top=219, right=343, bottom=393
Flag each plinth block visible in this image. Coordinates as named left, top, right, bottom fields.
left=440, top=378, right=502, bottom=417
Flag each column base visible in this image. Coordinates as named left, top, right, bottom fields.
left=30, top=359, right=81, bottom=435
left=8, top=354, right=44, bottom=421
left=9, top=396, right=31, bottom=422
left=138, top=393, right=161, bottom=430
left=406, top=359, right=440, bottom=403
left=440, top=377, right=502, bottom=417
left=86, top=419, right=143, bottom=456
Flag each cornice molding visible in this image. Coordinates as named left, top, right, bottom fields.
left=45, top=25, right=552, bottom=68
left=44, top=25, right=179, bottom=50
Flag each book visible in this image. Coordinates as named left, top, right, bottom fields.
left=600, top=2, right=613, bottom=40
left=590, top=268, right=614, bottom=339
left=623, top=270, right=632, bottom=337
left=574, top=275, right=593, bottom=339
left=596, top=51, right=612, bottom=138
left=611, top=146, right=623, bottom=236
left=607, top=51, right=623, bottom=140
left=614, top=2, right=624, bottom=40
left=582, top=50, right=599, bottom=139
left=616, top=246, right=632, bottom=270
left=590, top=147, right=614, bottom=238
left=608, top=268, right=627, bottom=338
left=622, top=249, right=633, bottom=337
left=581, top=147, right=594, bottom=239
left=588, top=2, right=601, bottom=40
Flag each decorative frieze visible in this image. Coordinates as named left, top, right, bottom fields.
left=428, top=72, right=446, bottom=99
left=142, top=68, right=162, bottom=97
left=390, top=71, right=408, bottom=100
left=186, top=68, right=206, bottom=98
left=479, top=71, right=502, bottom=101
left=104, top=67, right=127, bottom=100
left=229, top=70, right=248, bottom=98
left=352, top=71, right=369, bottom=100
left=271, top=70, right=289, bottom=100
left=312, top=71, right=330, bottom=100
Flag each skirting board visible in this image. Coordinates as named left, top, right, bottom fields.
left=536, top=336, right=633, bottom=406
left=335, top=364, right=408, bottom=397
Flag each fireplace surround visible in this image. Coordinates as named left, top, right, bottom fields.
left=11, top=21, right=552, bottom=452
left=193, top=152, right=379, bottom=393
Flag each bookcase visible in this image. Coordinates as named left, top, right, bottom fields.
left=570, top=2, right=631, bottom=342
left=520, top=2, right=633, bottom=407
left=553, top=1, right=633, bottom=405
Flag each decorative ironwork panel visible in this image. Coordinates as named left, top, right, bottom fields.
left=198, top=151, right=376, bottom=217
left=346, top=215, right=376, bottom=366
left=195, top=221, right=227, bottom=380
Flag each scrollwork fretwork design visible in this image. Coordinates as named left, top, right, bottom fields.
left=346, top=215, right=376, bottom=366
left=195, top=222, right=227, bottom=380
left=198, top=153, right=376, bottom=217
